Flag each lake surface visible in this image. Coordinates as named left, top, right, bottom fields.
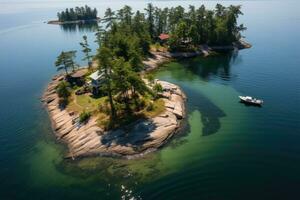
left=0, top=0, right=300, bottom=199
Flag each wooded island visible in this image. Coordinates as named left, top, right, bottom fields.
left=43, top=4, right=250, bottom=159
left=48, top=5, right=99, bottom=24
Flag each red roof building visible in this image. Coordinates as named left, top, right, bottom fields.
left=158, top=33, right=170, bottom=40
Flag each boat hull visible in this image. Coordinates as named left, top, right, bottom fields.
left=239, top=96, right=263, bottom=106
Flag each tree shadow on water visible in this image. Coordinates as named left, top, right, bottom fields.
left=168, top=53, right=238, bottom=136
left=187, top=89, right=226, bottom=136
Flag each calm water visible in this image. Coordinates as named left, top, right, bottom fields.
left=0, top=0, right=300, bottom=199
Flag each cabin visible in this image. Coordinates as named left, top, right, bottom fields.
left=89, top=70, right=105, bottom=95
left=158, top=33, right=170, bottom=45
left=68, top=69, right=88, bottom=86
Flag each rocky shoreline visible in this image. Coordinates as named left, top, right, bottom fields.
left=42, top=71, right=186, bottom=160
left=143, top=40, right=251, bottom=71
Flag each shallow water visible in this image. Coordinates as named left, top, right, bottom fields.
left=0, top=0, right=300, bottom=199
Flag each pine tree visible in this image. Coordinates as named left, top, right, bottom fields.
left=103, top=8, right=116, bottom=29
left=96, top=46, right=116, bottom=120
left=65, top=50, right=77, bottom=72
left=55, top=51, right=70, bottom=75
left=80, top=35, right=93, bottom=68
left=145, top=3, right=155, bottom=40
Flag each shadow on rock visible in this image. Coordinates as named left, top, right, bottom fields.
left=101, top=120, right=157, bottom=148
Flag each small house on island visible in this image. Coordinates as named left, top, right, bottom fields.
left=89, top=70, right=105, bottom=95
left=68, top=69, right=88, bottom=86
left=158, top=33, right=170, bottom=44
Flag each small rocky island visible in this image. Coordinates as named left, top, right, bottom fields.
left=43, top=4, right=250, bottom=159
left=43, top=72, right=186, bottom=159
left=48, top=5, right=100, bottom=25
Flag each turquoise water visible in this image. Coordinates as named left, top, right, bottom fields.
left=0, top=0, right=300, bottom=199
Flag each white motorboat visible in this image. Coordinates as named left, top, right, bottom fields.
left=239, top=96, right=263, bottom=106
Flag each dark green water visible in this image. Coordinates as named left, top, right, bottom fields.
left=0, top=1, right=300, bottom=199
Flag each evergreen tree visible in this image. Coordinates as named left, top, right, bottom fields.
left=123, top=5, right=133, bottom=25
left=55, top=51, right=70, bottom=75
left=188, top=24, right=198, bottom=46
left=226, top=5, right=245, bottom=42
left=112, top=58, right=132, bottom=105
left=132, top=11, right=151, bottom=55
left=80, top=35, right=93, bottom=68
left=145, top=3, right=155, bottom=40
left=96, top=46, right=116, bottom=120
left=215, top=4, right=226, bottom=18
left=56, top=81, right=70, bottom=99
left=55, top=51, right=77, bottom=75
left=65, top=50, right=77, bottom=72
left=95, top=25, right=105, bottom=47
left=196, top=5, right=206, bottom=43
left=57, top=5, right=97, bottom=22
left=103, top=8, right=116, bottom=29
left=187, top=5, right=196, bottom=27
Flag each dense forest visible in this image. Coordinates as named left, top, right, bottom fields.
left=57, top=5, right=98, bottom=22
left=100, top=4, right=246, bottom=49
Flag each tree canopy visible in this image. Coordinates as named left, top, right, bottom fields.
left=57, top=5, right=97, bottom=22
left=55, top=51, right=77, bottom=75
left=80, top=35, right=93, bottom=68
left=101, top=4, right=246, bottom=51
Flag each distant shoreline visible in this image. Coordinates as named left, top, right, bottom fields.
left=47, top=18, right=100, bottom=25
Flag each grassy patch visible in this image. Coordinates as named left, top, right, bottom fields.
left=143, top=98, right=165, bottom=118
left=150, top=43, right=168, bottom=52
left=67, top=92, right=107, bottom=113
left=66, top=90, right=166, bottom=131
left=96, top=98, right=165, bottom=130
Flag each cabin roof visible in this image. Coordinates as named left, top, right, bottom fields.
left=89, top=70, right=104, bottom=80
left=159, top=33, right=170, bottom=40
left=70, top=69, right=88, bottom=78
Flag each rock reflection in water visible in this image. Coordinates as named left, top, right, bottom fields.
left=183, top=51, right=242, bottom=81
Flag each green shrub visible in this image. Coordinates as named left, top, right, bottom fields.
left=152, top=83, right=163, bottom=99
left=56, top=81, right=70, bottom=99
left=131, top=97, right=146, bottom=111
left=154, top=43, right=160, bottom=51
left=146, top=74, right=155, bottom=84
left=79, top=111, right=91, bottom=124
left=137, top=98, right=146, bottom=109
left=98, top=103, right=110, bottom=115
left=146, top=102, right=154, bottom=111
left=58, top=97, right=68, bottom=108
left=153, top=83, right=163, bottom=93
